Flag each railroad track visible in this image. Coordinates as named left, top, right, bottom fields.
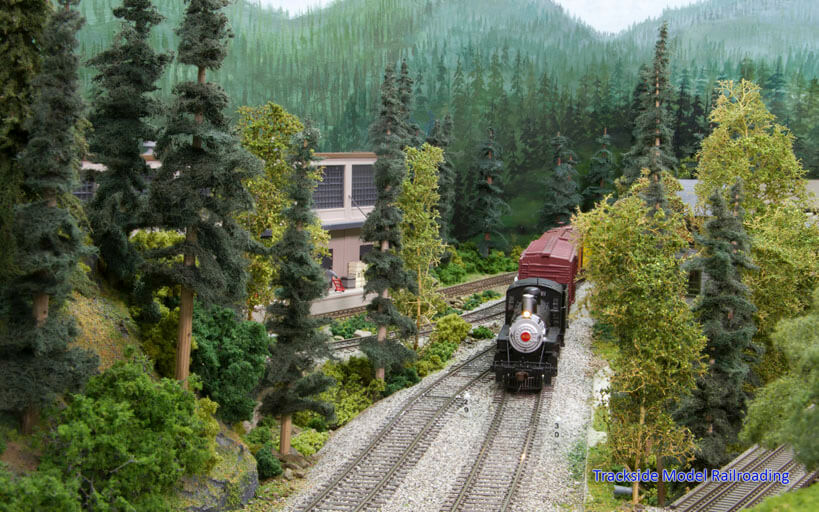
left=328, top=300, right=506, bottom=353
left=441, top=387, right=549, bottom=511
left=670, top=444, right=819, bottom=512
left=319, top=272, right=516, bottom=320
left=298, top=347, right=496, bottom=511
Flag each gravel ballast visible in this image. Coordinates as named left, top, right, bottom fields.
left=284, top=283, right=595, bottom=511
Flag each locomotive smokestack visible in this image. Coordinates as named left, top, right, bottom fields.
left=521, top=293, right=536, bottom=316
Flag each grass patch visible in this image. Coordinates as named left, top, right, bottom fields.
left=241, top=477, right=303, bottom=512
left=69, top=288, right=142, bottom=371
left=747, top=483, right=819, bottom=511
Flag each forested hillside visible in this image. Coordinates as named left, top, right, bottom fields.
left=76, top=0, right=819, bottom=194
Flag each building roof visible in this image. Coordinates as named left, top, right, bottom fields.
left=678, top=179, right=819, bottom=214
left=315, top=152, right=376, bottom=160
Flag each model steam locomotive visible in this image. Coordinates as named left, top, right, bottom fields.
left=491, top=226, right=581, bottom=391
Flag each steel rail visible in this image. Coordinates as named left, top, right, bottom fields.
left=300, top=346, right=495, bottom=511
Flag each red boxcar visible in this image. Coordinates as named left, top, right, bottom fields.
left=518, top=226, right=580, bottom=305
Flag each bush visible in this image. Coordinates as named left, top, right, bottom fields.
left=0, top=465, right=81, bottom=512
left=244, top=425, right=274, bottom=454
left=139, top=304, right=180, bottom=377
left=292, top=429, right=329, bottom=457
left=191, top=303, right=270, bottom=423
left=43, top=359, right=219, bottom=512
left=470, top=326, right=494, bottom=339
left=329, top=313, right=377, bottom=338
left=433, top=314, right=472, bottom=345
left=306, top=416, right=329, bottom=432
left=384, top=365, right=421, bottom=396
left=433, top=260, right=466, bottom=285
left=254, top=443, right=282, bottom=479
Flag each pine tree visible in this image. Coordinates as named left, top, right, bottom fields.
left=676, top=179, right=759, bottom=468
left=0, top=0, right=50, bottom=286
left=622, top=23, right=677, bottom=188
left=361, top=65, right=417, bottom=381
left=0, top=0, right=97, bottom=434
left=260, top=123, right=334, bottom=456
left=87, top=0, right=171, bottom=284
left=473, top=128, right=509, bottom=255
left=583, top=129, right=614, bottom=209
left=398, top=59, right=422, bottom=148
left=426, top=116, right=456, bottom=244
left=144, top=0, right=261, bottom=385
left=672, top=70, right=695, bottom=160
left=540, top=133, right=581, bottom=230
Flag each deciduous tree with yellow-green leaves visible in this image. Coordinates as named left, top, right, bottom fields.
left=236, top=102, right=328, bottom=318
left=576, top=185, right=705, bottom=506
left=396, top=143, right=447, bottom=349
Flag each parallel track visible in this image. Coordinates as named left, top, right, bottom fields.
left=670, top=444, right=819, bottom=512
left=328, top=301, right=506, bottom=353
left=299, top=347, right=495, bottom=511
left=441, top=387, right=549, bottom=511
left=319, top=272, right=516, bottom=320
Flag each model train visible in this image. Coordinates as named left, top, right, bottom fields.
left=491, top=226, right=582, bottom=391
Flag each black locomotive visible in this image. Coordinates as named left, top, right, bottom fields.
left=491, top=278, right=567, bottom=391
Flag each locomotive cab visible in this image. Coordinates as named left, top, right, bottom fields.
left=492, top=277, right=567, bottom=391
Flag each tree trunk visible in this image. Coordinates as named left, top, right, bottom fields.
left=375, top=239, right=389, bottom=381
left=279, top=414, right=292, bottom=457
left=21, top=406, right=39, bottom=435
left=632, top=404, right=646, bottom=504
left=414, top=262, right=421, bottom=350
left=175, top=228, right=196, bottom=386
left=657, top=450, right=666, bottom=507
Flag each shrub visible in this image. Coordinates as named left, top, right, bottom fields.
left=254, top=443, right=282, bottom=479
left=384, top=365, right=421, bottom=396
left=139, top=304, right=180, bottom=377
left=432, top=314, right=472, bottom=345
left=433, top=261, right=466, bottom=285
left=470, top=326, right=494, bottom=339
left=43, top=359, right=219, bottom=512
left=329, top=314, right=377, bottom=338
left=306, top=416, right=329, bottom=432
left=0, top=465, right=81, bottom=512
left=244, top=425, right=274, bottom=454
left=307, top=357, right=384, bottom=428
left=292, top=429, right=329, bottom=457
left=191, top=304, right=270, bottom=423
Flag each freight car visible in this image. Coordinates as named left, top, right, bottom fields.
left=492, top=226, right=581, bottom=391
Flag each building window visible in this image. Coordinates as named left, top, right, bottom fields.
left=352, top=164, right=376, bottom=206
left=687, top=269, right=702, bottom=297
left=321, top=249, right=333, bottom=270
left=73, top=181, right=96, bottom=202
left=359, top=244, right=373, bottom=260
left=314, top=165, right=344, bottom=209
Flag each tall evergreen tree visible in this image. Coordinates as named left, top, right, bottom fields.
left=540, top=133, right=581, bottom=230
left=622, top=23, right=677, bottom=188
left=672, top=70, right=695, bottom=160
left=0, top=0, right=97, bottom=434
left=260, top=123, right=334, bottom=456
left=583, top=129, right=614, bottom=209
left=0, top=0, right=50, bottom=286
left=473, top=128, right=509, bottom=255
left=398, top=59, right=422, bottom=148
left=676, top=179, right=759, bottom=468
left=361, top=65, right=417, bottom=381
left=87, top=0, right=171, bottom=284
left=144, top=0, right=261, bottom=385
left=426, top=116, right=456, bottom=244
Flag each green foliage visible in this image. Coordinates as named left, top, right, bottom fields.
left=86, top=0, right=170, bottom=285
left=254, top=443, right=282, bottom=480
left=329, top=313, right=377, bottom=339
left=0, top=0, right=98, bottom=420
left=0, top=464, right=81, bottom=512
left=43, top=359, right=219, bottom=512
left=461, top=290, right=501, bottom=311
left=696, top=79, right=808, bottom=216
left=291, top=429, right=329, bottom=457
left=746, top=481, right=819, bottom=511
left=426, top=116, right=457, bottom=244
left=260, top=123, right=335, bottom=426
left=138, top=304, right=179, bottom=378
left=675, top=179, right=759, bottom=468
left=299, top=357, right=384, bottom=429
left=741, top=288, right=819, bottom=471
left=471, top=128, right=510, bottom=254
left=191, top=303, right=270, bottom=423
left=412, top=314, right=471, bottom=377
left=433, top=260, right=467, bottom=285
left=470, top=326, right=494, bottom=339
left=568, top=440, right=587, bottom=481
left=384, top=365, right=421, bottom=396
left=244, top=424, right=273, bottom=454
left=432, top=313, right=472, bottom=345
left=540, top=134, right=581, bottom=230
left=576, top=189, right=705, bottom=502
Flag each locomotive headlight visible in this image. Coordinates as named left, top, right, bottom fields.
left=522, top=310, right=531, bottom=319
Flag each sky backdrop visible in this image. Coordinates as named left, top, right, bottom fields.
left=259, top=0, right=701, bottom=34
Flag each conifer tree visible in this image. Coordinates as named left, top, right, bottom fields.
left=0, top=0, right=97, bottom=433
left=672, top=70, right=695, bottom=160
left=426, top=116, right=456, bottom=244
left=398, top=59, right=422, bottom=148
left=260, top=123, right=334, bottom=456
left=361, top=65, right=417, bottom=381
left=0, top=0, right=50, bottom=285
left=540, top=133, right=581, bottom=230
left=583, top=129, right=614, bottom=209
left=87, top=0, right=171, bottom=284
left=474, top=128, right=509, bottom=255
left=144, top=0, right=261, bottom=385
left=622, top=23, right=677, bottom=188
left=676, top=179, right=758, bottom=468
